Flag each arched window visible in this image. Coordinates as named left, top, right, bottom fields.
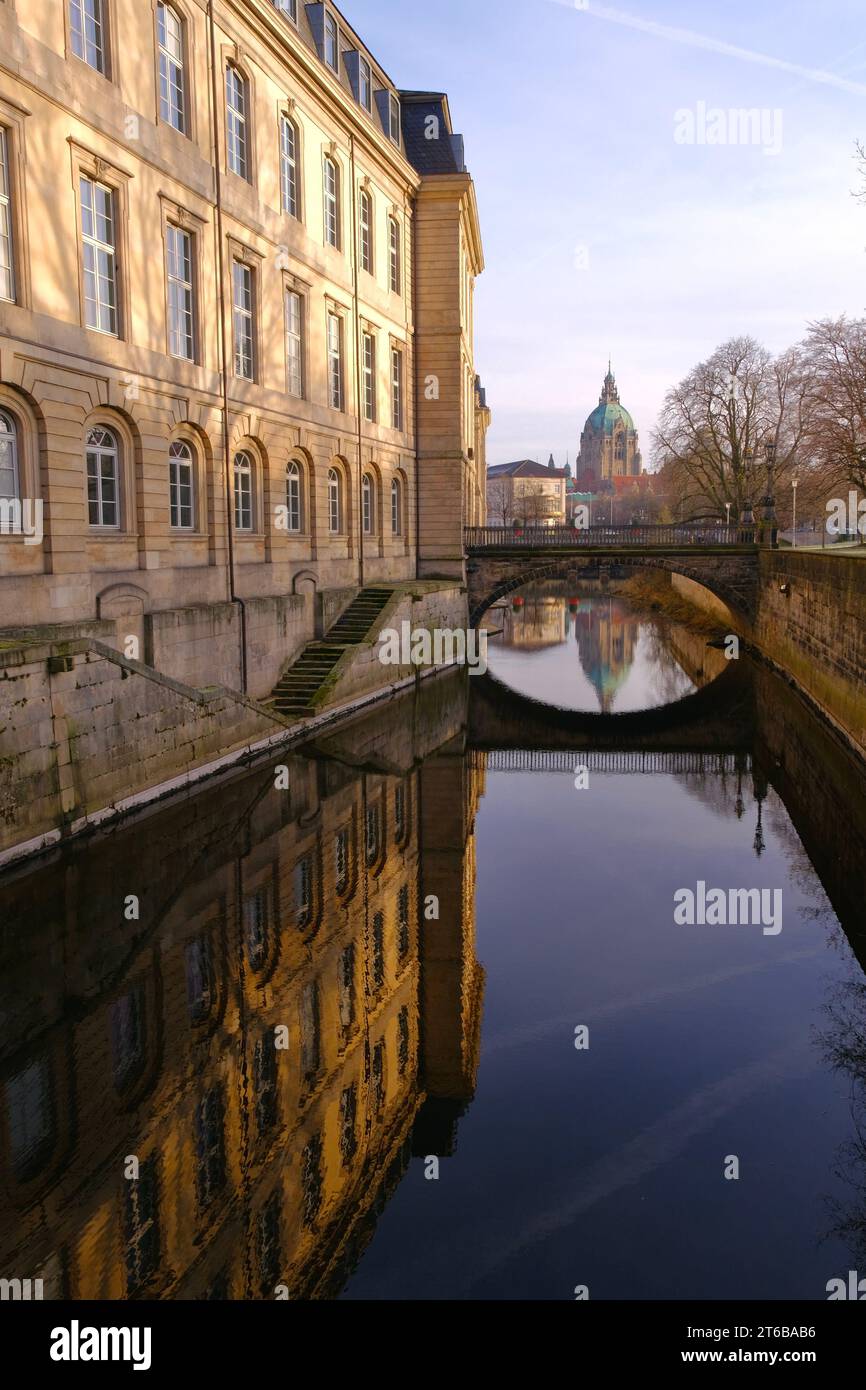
left=323, top=156, right=339, bottom=249
left=234, top=451, right=254, bottom=531
left=169, top=440, right=195, bottom=530
left=359, top=188, right=372, bottom=273
left=86, top=425, right=120, bottom=528
left=615, top=432, right=626, bottom=461
left=362, top=474, right=374, bottom=535
left=391, top=476, right=402, bottom=536
left=225, top=65, right=248, bottom=179
left=280, top=115, right=299, bottom=218
left=327, top=466, right=342, bottom=534
left=388, top=216, right=401, bottom=295
left=285, top=459, right=303, bottom=533
left=0, top=410, right=19, bottom=501
left=157, top=3, right=186, bottom=134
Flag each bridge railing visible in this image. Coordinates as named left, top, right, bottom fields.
left=465, top=523, right=758, bottom=549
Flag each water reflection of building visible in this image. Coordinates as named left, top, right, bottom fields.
left=573, top=597, right=640, bottom=713
left=0, top=704, right=484, bottom=1300
left=498, top=596, right=568, bottom=650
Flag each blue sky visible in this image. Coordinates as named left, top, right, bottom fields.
left=355, top=0, right=866, bottom=467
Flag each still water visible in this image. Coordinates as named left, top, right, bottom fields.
left=1, top=585, right=865, bottom=1301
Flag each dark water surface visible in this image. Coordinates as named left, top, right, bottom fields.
left=1, top=587, right=865, bottom=1301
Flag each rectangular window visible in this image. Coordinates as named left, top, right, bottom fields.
left=323, top=158, right=339, bottom=249
left=363, top=331, right=376, bottom=422
left=0, top=129, right=14, bottom=303
left=166, top=224, right=194, bottom=361
left=339, top=944, right=355, bottom=1030
left=233, top=261, right=255, bottom=380
left=157, top=2, right=186, bottom=133
left=324, top=12, right=339, bottom=71
left=271, top=0, right=298, bottom=21
left=388, top=94, right=401, bottom=144
left=389, top=218, right=401, bottom=295
left=169, top=445, right=194, bottom=529
left=70, top=0, right=107, bottom=75
left=285, top=289, right=303, bottom=398
left=86, top=429, right=120, bottom=527
left=327, top=312, right=343, bottom=411
left=280, top=117, right=299, bottom=219
left=80, top=175, right=118, bottom=335
left=226, top=67, right=248, bottom=180
left=391, top=347, right=404, bottom=431
left=359, top=57, right=372, bottom=113
left=359, top=190, right=372, bottom=274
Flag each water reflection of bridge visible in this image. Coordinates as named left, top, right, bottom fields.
left=473, top=750, right=752, bottom=776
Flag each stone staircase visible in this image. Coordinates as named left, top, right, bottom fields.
left=268, top=587, right=395, bottom=718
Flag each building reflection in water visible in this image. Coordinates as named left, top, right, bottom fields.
left=0, top=677, right=484, bottom=1300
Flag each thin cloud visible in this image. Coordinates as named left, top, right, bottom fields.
left=549, top=0, right=866, bottom=96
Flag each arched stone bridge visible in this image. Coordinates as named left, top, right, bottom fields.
left=464, top=526, right=761, bottom=626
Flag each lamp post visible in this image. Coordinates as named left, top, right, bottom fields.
left=791, top=476, right=799, bottom=549
left=725, top=501, right=732, bottom=529
left=762, top=440, right=778, bottom=547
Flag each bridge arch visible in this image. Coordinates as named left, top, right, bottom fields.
left=467, top=554, right=756, bottom=628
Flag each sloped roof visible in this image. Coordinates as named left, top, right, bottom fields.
left=487, top=460, right=568, bottom=479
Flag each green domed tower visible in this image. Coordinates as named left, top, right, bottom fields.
left=576, top=364, right=642, bottom=485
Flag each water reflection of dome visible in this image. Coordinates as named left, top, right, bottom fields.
left=573, top=596, right=639, bottom=713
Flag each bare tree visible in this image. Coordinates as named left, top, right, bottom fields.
left=800, top=316, right=866, bottom=495
left=652, top=336, right=809, bottom=521
left=486, top=477, right=516, bottom=526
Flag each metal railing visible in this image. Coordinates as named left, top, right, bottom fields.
left=470, top=750, right=751, bottom=776
left=466, top=523, right=758, bottom=549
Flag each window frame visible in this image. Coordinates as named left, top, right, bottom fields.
left=271, top=0, right=298, bottom=23
left=225, top=63, right=250, bottom=181
left=388, top=215, right=401, bottom=296
left=233, top=449, right=255, bottom=533
left=391, top=346, right=404, bottom=432
left=285, top=459, right=303, bottom=534
left=156, top=1, right=187, bottom=135
left=284, top=285, right=304, bottom=398
left=165, top=221, right=196, bottom=362
left=362, top=472, right=374, bottom=535
left=359, top=187, right=372, bottom=275
left=69, top=0, right=110, bottom=79
left=323, top=154, right=340, bottom=250
left=388, top=93, right=401, bottom=145
left=324, top=12, right=339, bottom=72
left=79, top=173, right=120, bottom=337
left=327, top=466, right=342, bottom=535
left=362, top=330, right=376, bottom=423
left=391, top=475, right=403, bottom=536
left=86, top=424, right=122, bottom=530
left=279, top=113, right=300, bottom=220
left=0, top=127, right=15, bottom=304
left=359, top=57, right=373, bottom=113
left=168, top=439, right=196, bottom=531
left=326, top=311, right=344, bottom=412
left=0, top=408, right=20, bottom=504
left=232, top=258, right=256, bottom=381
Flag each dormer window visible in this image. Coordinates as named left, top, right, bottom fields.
left=325, top=12, right=339, bottom=72
left=388, top=94, right=401, bottom=145
left=359, top=57, right=372, bottom=113
left=272, top=0, right=298, bottom=21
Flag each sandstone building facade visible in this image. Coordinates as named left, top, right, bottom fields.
left=0, top=0, right=488, bottom=696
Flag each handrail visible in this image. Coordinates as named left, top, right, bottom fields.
left=465, top=523, right=758, bottom=549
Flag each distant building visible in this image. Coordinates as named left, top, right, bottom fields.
left=576, top=364, right=642, bottom=489
left=486, top=459, right=567, bottom=527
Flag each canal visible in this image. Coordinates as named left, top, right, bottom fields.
left=1, top=580, right=865, bottom=1301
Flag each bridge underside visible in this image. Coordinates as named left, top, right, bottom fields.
left=467, top=662, right=755, bottom=755
left=466, top=549, right=759, bottom=627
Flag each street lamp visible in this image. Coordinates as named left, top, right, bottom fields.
left=762, top=440, right=778, bottom=547
left=791, top=476, right=799, bottom=549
